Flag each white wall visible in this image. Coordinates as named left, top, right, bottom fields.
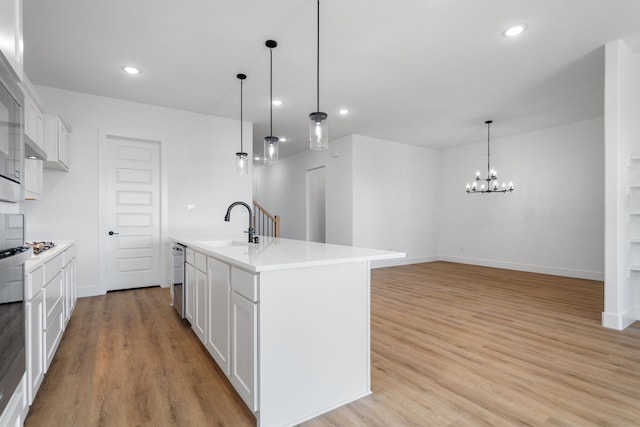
left=21, top=86, right=252, bottom=297
left=254, top=135, right=354, bottom=246
left=351, top=135, right=439, bottom=264
left=439, top=118, right=604, bottom=280
left=603, top=39, right=640, bottom=329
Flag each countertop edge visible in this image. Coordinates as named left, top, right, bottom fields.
left=171, top=236, right=406, bottom=273
left=24, top=240, right=76, bottom=273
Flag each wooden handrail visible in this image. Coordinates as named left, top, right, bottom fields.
left=253, top=199, right=280, bottom=237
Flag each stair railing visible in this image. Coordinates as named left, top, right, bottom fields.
left=253, top=200, right=280, bottom=238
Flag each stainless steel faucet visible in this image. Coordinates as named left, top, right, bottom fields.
left=224, top=201, right=256, bottom=243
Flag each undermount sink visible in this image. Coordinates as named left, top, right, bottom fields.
left=198, top=240, right=249, bottom=247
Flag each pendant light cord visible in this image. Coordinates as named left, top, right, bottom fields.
left=316, top=0, right=320, bottom=113
left=270, top=46, right=273, bottom=137
left=240, top=78, right=243, bottom=152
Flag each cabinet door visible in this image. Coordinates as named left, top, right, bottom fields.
left=185, top=263, right=195, bottom=324
left=230, top=291, right=258, bottom=411
left=63, top=257, right=76, bottom=325
left=26, top=291, right=44, bottom=405
left=193, top=267, right=207, bottom=343
left=58, top=121, right=70, bottom=169
left=24, top=158, right=43, bottom=200
left=206, top=257, right=230, bottom=375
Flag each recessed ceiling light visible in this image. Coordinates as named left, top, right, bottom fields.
left=123, top=66, right=140, bottom=75
left=338, top=108, right=350, bottom=115
left=254, top=156, right=261, bottom=161
left=279, top=137, right=287, bottom=142
left=504, top=24, right=526, bottom=37
left=272, top=99, right=283, bottom=106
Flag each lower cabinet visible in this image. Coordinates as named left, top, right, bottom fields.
left=193, top=267, right=207, bottom=342
left=25, top=243, right=77, bottom=407
left=43, top=270, right=64, bottom=372
left=25, top=291, right=44, bottom=405
left=206, top=257, right=230, bottom=375
left=230, top=290, right=258, bottom=411
left=182, top=247, right=259, bottom=413
left=185, top=262, right=195, bottom=324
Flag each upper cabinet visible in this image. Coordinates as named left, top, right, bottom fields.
left=43, top=111, right=71, bottom=171
left=0, top=0, right=24, bottom=81
left=22, top=75, right=46, bottom=157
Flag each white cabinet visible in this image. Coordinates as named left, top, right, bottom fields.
left=43, top=269, right=64, bottom=371
left=206, top=257, right=230, bottom=375
left=43, top=112, right=71, bottom=171
left=0, top=0, right=23, bottom=81
left=24, top=158, right=43, bottom=200
left=25, top=243, right=77, bottom=406
left=230, top=290, right=258, bottom=411
left=193, top=266, right=207, bottom=342
left=230, top=267, right=259, bottom=411
left=185, top=262, right=195, bottom=324
left=0, top=375, right=27, bottom=427
left=25, top=286, right=44, bottom=405
left=22, top=75, right=45, bottom=152
left=63, top=246, right=77, bottom=323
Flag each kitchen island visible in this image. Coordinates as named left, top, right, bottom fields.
left=171, top=236, right=404, bottom=427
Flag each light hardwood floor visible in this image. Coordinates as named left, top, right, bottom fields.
left=26, top=262, right=640, bottom=427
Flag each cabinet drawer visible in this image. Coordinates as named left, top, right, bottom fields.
left=44, top=302, right=64, bottom=372
left=185, top=248, right=195, bottom=265
left=195, top=252, right=207, bottom=272
left=26, top=266, right=44, bottom=300
left=44, top=271, right=64, bottom=328
left=231, top=267, right=259, bottom=302
left=44, top=253, right=64, bottom=284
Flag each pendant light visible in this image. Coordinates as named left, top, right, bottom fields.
left=309, top=0, right=328, bottom=150
left=235, top=73, right=248, bottom=175
left=466, top=120, right=514, bottom=194
left=264, top=40, right=279, bottom=166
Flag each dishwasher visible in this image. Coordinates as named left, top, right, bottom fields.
left=172, top=243, right=186, bottom=318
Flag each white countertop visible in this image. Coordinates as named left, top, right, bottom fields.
left=171, top=236, right=405, bottom=273
left=24, top=241, right=75, bottom=273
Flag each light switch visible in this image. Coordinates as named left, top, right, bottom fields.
left=187, top=204, right=196, bottom=212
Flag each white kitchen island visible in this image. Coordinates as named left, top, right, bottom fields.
left=171, top=236, right=404, bottom=427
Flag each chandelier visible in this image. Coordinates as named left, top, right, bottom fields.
left=466, top=120, right=514, bottom=194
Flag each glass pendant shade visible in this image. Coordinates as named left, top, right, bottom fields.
left=236, top=152, right=248, bottom=175
left=264, top=136, right=279, bottom=166
left=309, top=112, right=328, bottom=150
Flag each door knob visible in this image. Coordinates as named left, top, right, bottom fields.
left=108, top=231, right=119, bottom=236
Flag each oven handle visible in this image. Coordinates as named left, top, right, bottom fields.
left=0, top=247, right=33, bottom=270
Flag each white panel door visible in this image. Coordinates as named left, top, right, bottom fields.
left=105, top=135, right=161, bottom=291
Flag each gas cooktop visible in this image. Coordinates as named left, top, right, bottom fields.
left=25, top=241, right=56, bottom=255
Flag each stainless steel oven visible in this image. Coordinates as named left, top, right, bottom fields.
left=0, top=214, right=30, bottom=417
left=0, top=57, right=23, bottom=203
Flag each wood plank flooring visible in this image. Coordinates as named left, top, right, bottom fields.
left=25, top=262, right=640, bottom=427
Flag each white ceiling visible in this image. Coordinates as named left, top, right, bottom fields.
left=22, top=0, right=640, bottom=161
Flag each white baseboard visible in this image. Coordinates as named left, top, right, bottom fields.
left=602, top=307, right=640, bottom=330
left=76, top=285, right=105, bottom=298
left=371, top=255, right=438, bottom=269
left=438, top=255, right=604, bottom=281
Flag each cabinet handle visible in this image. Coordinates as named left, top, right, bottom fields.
left=108, top=231, right=119, bottom=236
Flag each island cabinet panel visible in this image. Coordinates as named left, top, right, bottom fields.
left=258, top=261, right=371, bottom=427
left=230, top=288, right=258, bottom=412
left=184, top=249, right=196, bottom=325
left=193, top=267, right=207, bottom=342
left=206, top=257, right=231, bottom=375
